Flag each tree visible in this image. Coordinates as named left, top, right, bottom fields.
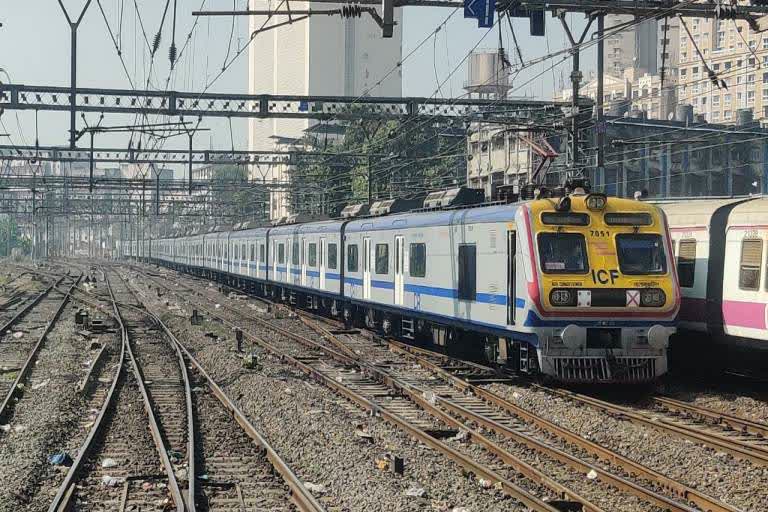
left=288, top=116, right=466, bottom=215
left=0, top=215, right=30, bottom=256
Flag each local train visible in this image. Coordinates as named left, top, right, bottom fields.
left=659, top=196, right=768, bottom=374
left=123, top=188, right=680, bottom=383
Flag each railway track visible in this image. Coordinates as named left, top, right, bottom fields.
left=0, top=273, right=76, bottom=421
left=49, top=270, right=184, bottom=512
left=107, top=268, right=326, bottom=512
left=130, top=264, right=746, bottom=512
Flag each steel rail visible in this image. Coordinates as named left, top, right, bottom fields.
left=0, top=275, right=81, bottom=422
left=159, top=283, right=738, bottom=512
left=284, top=315, right=723, bottom=512
left=0, top=276, right=65, bottom=336
left=110, top=278, right=186, bottom=512
left=116, top=273, right=327, bottom=512
left=133, top=272, right=569, bottom=512
left=138, top=266, right=711, bottom=512
left=652, top=396, right=768, bottom=439
left=136, top=269, right=697, bottom=512
left=48, top=279, right=126, bottom=512
left=535, top=384, right=768, bottom=467
left=385, top=340, right=741, bottom=512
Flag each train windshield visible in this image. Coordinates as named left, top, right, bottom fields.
left=538, top=233, right=588, bottom=274
left=616, top=234, right=667, bottom=275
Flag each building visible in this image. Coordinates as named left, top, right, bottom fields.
left=559, top=68, right=677, bottom=120
left=466, top=114, right=768, bottom=200
left=466, top=127, right=559, bottom=199
left=676, top=17, right=768, bottom=123
left=604, top=15, right=659, bottom=77
left=247, top=3, right=403, bottom=218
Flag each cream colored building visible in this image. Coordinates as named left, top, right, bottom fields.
left=559, top=68, right=676, bottom=120
left=677, top=16, right=768, bottom=123
left=247, top=2, right=403, bottom=219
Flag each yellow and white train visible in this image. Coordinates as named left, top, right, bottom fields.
left=126, top=187, right=680, bottom=383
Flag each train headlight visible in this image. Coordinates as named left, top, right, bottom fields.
left=561, top=324, right=586, bottom=349
left=550, top=288, right=577, bottom=307
left=585, top=193, right=607, bottom=211
left=640, top=288, right=666, bottom=307
left=648, top=325, right=671, bottom=350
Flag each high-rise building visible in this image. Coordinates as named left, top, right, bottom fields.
left=604, top=15, right=659, bottom=77
left=676, top=17, right=768, bottom=124
left=247, top=3, right=403, bottom=219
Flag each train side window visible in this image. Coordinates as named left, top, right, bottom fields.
left=278, top=243, right=285, bottom=265
left=739, top=239, right=762, bottom=291
left=242, top=243, right=246, bottom=260
left=458, top=244, right=477, bottom=301
left=347, top=244, right=359, bottom=272
left=260, top=244, right=265, bottom=262
left=308, top=243, right=317, bottom=267
left=292, top=241, right=299, bottom=265
left=375, top=243, right=389, bottom=274
left=677, top=240, right=696, bottom=288
left=409, top=243, right=426, bottom=278
left=328, top=243, right=338, bottom=270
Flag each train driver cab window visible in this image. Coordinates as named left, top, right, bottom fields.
left=538, top=233, right=588, bottom=273
left=458, top=244, right=477, bottom=301
left=677, top=240, right=696, bottom=288
left=740, top=239, right=762, bottom=290
left=292, top=242, right=299, bottom=265
left=347, top=244, right=359, bottom=272
left=375, top=243, right=389, bottom=274
left=328, top=243, right=338, bottom=270
left=410, top=243, right=426, bottom=278
left=278, top=243, right=285, bottom=265
left=616, top=234, right=666, bottom=275
left=308, top=243, right=317, bottom=266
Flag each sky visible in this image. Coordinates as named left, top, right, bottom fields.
left=0, top=1, right=595, bottom=155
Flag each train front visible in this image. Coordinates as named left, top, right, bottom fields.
left=523, top=192, right=680, bottom=383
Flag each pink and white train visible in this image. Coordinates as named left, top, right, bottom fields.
left=659, top=197, right=768, bottom=373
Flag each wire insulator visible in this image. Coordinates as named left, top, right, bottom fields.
left=341, top=5, right=362, bottom=18
left=169, top=43, right=177, bottom=67
left=152, top=32, right=162, bottom=55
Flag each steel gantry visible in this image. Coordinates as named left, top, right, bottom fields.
left=0, top=144, right=377, bottom=166
left=0, top=84, right=572, bottom=123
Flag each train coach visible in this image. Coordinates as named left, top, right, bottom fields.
left=659, top=196, right=768, bottom=374
left=128, top=187, right=680, bottom=383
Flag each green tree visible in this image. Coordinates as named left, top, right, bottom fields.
left=0, top=216, right=30, bottom=256
left=288, top=116, right=466, bottom=215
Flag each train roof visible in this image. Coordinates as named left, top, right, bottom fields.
left=656, top=198, right=754, bottom=229
left=727, top=196, right=768, bottom=227
left=229, top=227, right=269, bottom=239
left=269, top=219, right=344, bottom=236
left=345, top=201, right=525, bottom=233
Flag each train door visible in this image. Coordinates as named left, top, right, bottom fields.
left=507, top=230, right=516, bottom=325
left=363, top=237, right=372, bottom=300
left=301, top=239, right=307, bottom=286
left=394, top=235, right=405, bottom=305
left=271, top=241, right=277, bottom=278
left=320, top=238, right=326, bottom=289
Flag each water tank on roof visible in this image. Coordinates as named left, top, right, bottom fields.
left=464, top=51, right=511, bottom=97
left=675, top=104, right=694, bottom=123
left=737, top=108, right=754, bottom=126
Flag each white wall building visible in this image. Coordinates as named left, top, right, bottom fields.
left=247, top=2, right=404, bottom=219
